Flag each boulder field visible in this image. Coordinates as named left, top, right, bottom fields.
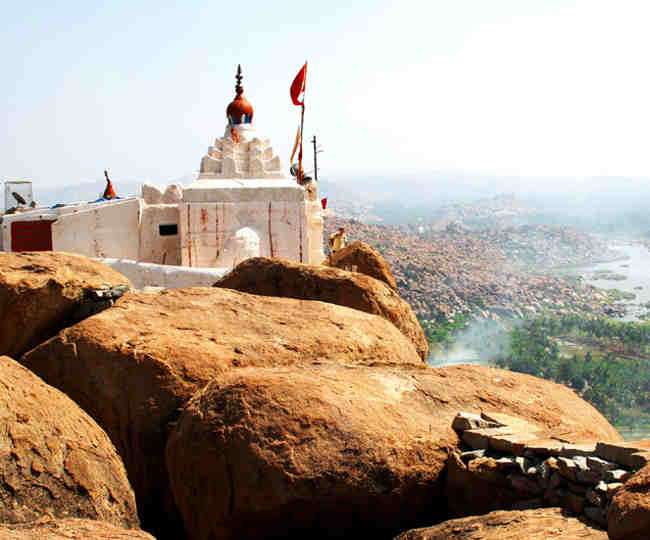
left=20, top=287, right=422, bottom=536
left=215, top=257, right=428, bottom=360
left=0, top=356, right=139, bottom=528
left=328, top=240, right=399, bottom=290
left=0, top=251, right=131, bottom=358
left=165, top=363, right=618, bottom=540
left=0, top=518, right=155, bottom=539
left=393, top=508, right=607, bottom=539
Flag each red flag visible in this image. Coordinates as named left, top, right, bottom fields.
left=290, top=62, right=307, bottom=106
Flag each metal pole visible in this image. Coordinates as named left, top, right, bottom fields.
left=311, top=135, right=318, bottom=181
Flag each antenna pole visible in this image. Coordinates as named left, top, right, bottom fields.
left=311, top=135, right=319, bottom=181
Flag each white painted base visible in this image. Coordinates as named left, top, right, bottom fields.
left=99, top=258, right=228, bottom=290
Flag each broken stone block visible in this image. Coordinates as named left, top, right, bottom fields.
left=560, top=442, right=597, bottom=457
left=508, top=473, right=542, bottom=496
left=557, top=457, right=578, bottom=482
left=585, top=487, right=605, bottom=507
left=586, top=455, right=617, bottom=473
left=584, top=505, right=607, bottom=527
left=460, top=449, right=485, bottom=464
left=452, top=412, right=500, bottom=432
left=568, top=482, right=588, bottom=495
left=596, top=441, right=650, bottom=468
left=606, top=482, right=624, bottom=498
left=462, top=427, right=513, bottom=450
left=480, top=412, right=540, bottom=434
left=488, top=433, right=529, bottom=455
left=562, top=491, right=586, bottom=514
left=523, top=439, right=564, bottom=457
left=604, top=469, right=631, bottom=483
left=495, top=457, right=519, bottom=473
left=576, top=469, right=601, bottom=485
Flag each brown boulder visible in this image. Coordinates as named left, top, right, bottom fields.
left=329, top=240, right=398, bottom=290
left=215, top=257, right=428, bottom=359
left=608, top=462, right=650, bottom=539
left=394, top=508, right=607, bottom=539
left=0, top=356, right=138, bottom=528
left=20, top=287, right=421, bottom=536
left=165, top=363, right=619, bottom=540
left=0, top=251, right=130, bottom=357
left=0, top=518, right=155, bottom=539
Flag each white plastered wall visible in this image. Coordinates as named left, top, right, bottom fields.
left=180, top=200, right=308, bottom=268
left=139, top=204, right=181, bottom=265
left=51, top=199, right=141, bottom=259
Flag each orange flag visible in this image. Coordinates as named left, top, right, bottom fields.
left=290, top=62, right=307, bottom=106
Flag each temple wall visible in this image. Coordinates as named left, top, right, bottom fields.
left=51, top=198, right=141, bottom=259
left=180, top=201, right=305, bottom=268
left=139, top=204, right=181, bottom=265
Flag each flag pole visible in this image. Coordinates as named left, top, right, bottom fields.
left=298, top=62, right=307, bottom=183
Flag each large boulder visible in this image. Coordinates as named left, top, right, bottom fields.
left=215, top=257, right=428, bottom=360
left=394, top=508, right=607, bottom=539
left=165, top=363, right=619, bottom=540
left=20, top=287, right=421, bottom=536
left=0, top=518, right=155, bottom=539
left=608, top=462, right=650, bottom=539
left=329, top=240, right=398, bottom=290
left=0, top=356, right=138, bottom=528
left=0, top=251, right=130, bottom=358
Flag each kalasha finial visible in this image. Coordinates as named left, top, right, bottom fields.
left=227, top=64, right=253, bottom=125
left=235, top=64, right=243, bottom=95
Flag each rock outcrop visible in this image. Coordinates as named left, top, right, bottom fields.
left=165, top=363, right=619, bottom=540
left=393, top=508, right=607, bottom=539
left=215, top=257, right=428, bottom=360
left=0, top=251, right=130, bottom=358
left=21, top=287, right=421, bottom=535
left=0, top=356, right=138, bottom=528
left=0, top=519, right=155, bottom=539
left=329, top=240, right=398, bottom=290
left=608, top=460, right=650, bottom=539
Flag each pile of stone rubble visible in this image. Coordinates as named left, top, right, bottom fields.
left=451, top=411, right=650, bottom=527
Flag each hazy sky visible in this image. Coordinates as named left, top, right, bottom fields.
left=2, top=0, right=649, bottom=188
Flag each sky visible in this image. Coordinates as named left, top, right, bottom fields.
left=2, top=0, right=650, bottom=189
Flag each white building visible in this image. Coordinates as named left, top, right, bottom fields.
left=1, top=67, right=325, bottom=287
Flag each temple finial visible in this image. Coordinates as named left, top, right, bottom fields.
left=235, top=64, right=243, bottom=95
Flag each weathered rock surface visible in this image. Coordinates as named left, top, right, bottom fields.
left=215, top=257, right=428, bottom=359
left=608, top=463, right=650, bottom=539
left=0, top=356, right=138, bottom=528
left=0, top=251, right=131, bottom=357
left=21, top=287, right=421, bottom=535
left=329, top=240, right=398, bottom=290
left=0, top=518, right=155, bottom=539
left=165, top=363, right=619, bottom=540
left=393, top=508, right=607, bottom=539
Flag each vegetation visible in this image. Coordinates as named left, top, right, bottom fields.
left=495, top=315, right=650, bottom=425
left=420, top=314, right=470, bottom=348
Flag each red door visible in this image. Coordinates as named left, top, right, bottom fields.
left=11, top=221, right=54, bottom=251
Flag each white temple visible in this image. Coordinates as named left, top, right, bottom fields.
left=0, top=66, right=325, bottom=287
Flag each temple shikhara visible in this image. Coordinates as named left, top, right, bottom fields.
left=0, top=66, right=325, bottom=287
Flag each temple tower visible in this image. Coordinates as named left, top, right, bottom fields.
left=180, top=66, right=325, bottom=268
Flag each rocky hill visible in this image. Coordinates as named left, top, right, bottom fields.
left=325, top=218, right=622, bottom=322
left=2, top=251, right=650, bottom=539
